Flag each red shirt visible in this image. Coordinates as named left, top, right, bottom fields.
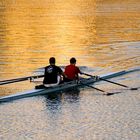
left=64, top=65, right=81, bottom=80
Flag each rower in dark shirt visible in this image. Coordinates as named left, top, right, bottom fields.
left=35, top=57, right=65, bottom=89
left=43, top=57, right=65, bottom=87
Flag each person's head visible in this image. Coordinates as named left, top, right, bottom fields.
left=70, top=57, right=76, bottom=64
left=49, top=57, right=55, bottom=65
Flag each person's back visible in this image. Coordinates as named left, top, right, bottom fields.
left=43, top=57, right=64, bottom=87
left=64, top=57, right=81, bottom=82
left=43, top=65, right=62, bottom=84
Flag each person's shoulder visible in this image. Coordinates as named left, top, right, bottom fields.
left=45, top=65, right=49, bottom=69
left=55, top=65, right=62, bottom=69
left=54, top=65, right=60, bottom=68
left=75, top=66, right=81, bottom=71
left=65, top=64, right=70, bottom=67
left=65, top=65, right=72, bottom=69
left=73, top=65, right=79, bottom=69
left=75, top=66, right=80, bottom=69
left=45, top=65, right=51, bottom=68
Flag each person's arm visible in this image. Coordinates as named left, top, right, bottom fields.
left=75, top=67, right=81, bottom=80
left=58, top=67, right=67, bottom=78
left=61, top=72, right=67, bottom=78
left=43, top=67, right=47, bottom=84
left=77, top=67, right=82, bottom=74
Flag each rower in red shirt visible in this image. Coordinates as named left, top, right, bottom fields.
left=64, top=57, right=82, bottom=82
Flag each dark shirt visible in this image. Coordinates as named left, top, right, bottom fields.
left=43, top=65, right=63, bottom=84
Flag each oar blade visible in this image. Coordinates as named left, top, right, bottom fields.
left=106, top=93, right=114, bottom=96
left=130, top=88, right=138, bottom=90
left=106, top=92, right=122, bottom=96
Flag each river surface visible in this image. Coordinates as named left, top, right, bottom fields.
left=0, top=1, right=140, bottom=140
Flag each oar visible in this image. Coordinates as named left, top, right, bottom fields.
left=82, top=72, right=138, bottom=90
left=80, top=82, right=120, bottom=96
left=0, top=75, right=44, bottom=85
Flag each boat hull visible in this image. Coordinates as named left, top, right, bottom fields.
left=0, top=70, right=126, bottom=103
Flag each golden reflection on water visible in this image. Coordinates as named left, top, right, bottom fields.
left=0, top=2, right=140, bottom=139
left=0, top=0, right=96, bottom=77
left=0, top=0, right=140, bottom=79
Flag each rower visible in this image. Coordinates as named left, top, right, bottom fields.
left=36, top=57, right=65, bottom=89
left=64, top=57, right=82, bottom=82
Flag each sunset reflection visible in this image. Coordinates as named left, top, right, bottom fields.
left=0, top=0, right=140, bottom=80
left=0, top=1, right=140, bottom=139
left=0, top=0, right=97, bottom=78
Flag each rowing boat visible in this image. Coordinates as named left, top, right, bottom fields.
left=0, top=70, right=127, bottom=103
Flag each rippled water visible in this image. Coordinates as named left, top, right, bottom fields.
left=0, top=1, right=140, bottom=140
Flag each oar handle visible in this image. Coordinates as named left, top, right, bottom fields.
left=99, top=77, right=128, bottom=88
left=0, top=75, right=44, bottom=85
left=82, top=72, right=127, bottom=87
left=0, top=78, right=27, bottom=85
left=0, top=75, right=44, bottom=83
left=81, top=72, right=137, bottom=90
left=81, top=72, right=95, bottom=77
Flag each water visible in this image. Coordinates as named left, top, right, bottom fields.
left=0, top=1, right=140, bottom=140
